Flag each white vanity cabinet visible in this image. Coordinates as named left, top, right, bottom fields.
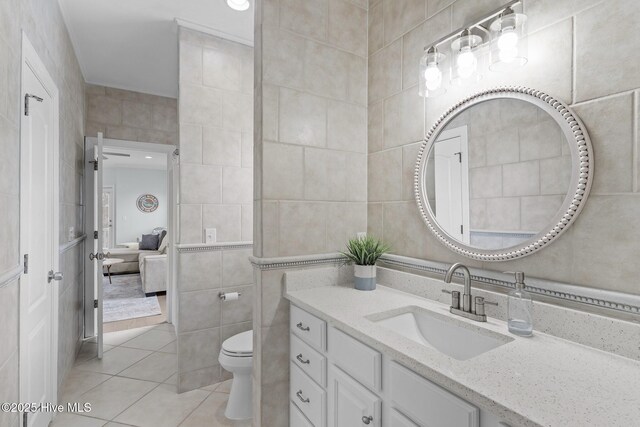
left=290, top=305, right=510, bottom=427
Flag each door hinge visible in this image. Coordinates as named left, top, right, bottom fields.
left=24, top=93, right=43, bottom=116
left=94, top=230, right=99, bottom=239
left=23, top=411, right=28, bottom=426
left=23, top=254, right=28, bottom=274
left=454, top=151, right=462, bottom=163
left=94, top=299, right=98, bottom=308
left=460, top=225, right=464, bottom=234
left=89, top=159, right=98, bottom=171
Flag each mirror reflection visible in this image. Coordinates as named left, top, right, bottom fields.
left=425, top=98, right=571, bottom=250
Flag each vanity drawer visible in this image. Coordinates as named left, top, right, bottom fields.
left=390, top=362, right=479, bottom=427
left=291, top=363, right=326, bottom=427
left=290, top=402, right=314, bottom=427
left=328, top=327, right=381, bottom=392
left=291, top=333, right=326, bottom=387
left=390, top=409, right=419, bottom=427
left=291, top=305, right=327, bottom=351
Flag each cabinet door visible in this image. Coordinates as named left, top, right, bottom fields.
left=328, top=364, right=381, bottom=427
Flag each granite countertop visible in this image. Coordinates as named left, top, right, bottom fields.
left=284, top=285, right=640, bottom=427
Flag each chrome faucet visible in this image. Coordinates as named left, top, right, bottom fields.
left=443, top=263, right=494, bottom=322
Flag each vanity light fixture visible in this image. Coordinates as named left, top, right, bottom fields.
left=450, top=29, right=484, bottom=85
left=226, top=0, right=250, bottom=11
left=417, top=0, right=528, bottom=97
left=419, top=46, right=447, bottom=97
left=145, top=156, right=153, bottom=159
left=489, top=6, right=528, bottom=71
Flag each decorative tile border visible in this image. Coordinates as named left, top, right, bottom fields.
left=249, top=251, right=640, bottom=316
left=60, top=234, right=86, bottom=254
left=250, top=253, right=346, bottom=271
left=0, top=265, right=22, bottom=289
left=379, top=254, right=640, bottom=316
left=176, top=242, right=253, bottom=253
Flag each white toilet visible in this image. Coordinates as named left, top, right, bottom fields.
left=218, top=330, right=253, bottom=420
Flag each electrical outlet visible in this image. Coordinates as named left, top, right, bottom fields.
left=205, top=228, right=217, bottom=244
left=356, top=232, right=367, bottom=239
left=68, top=227, right=75, bottom=242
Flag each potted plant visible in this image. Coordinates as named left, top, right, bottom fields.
left=341, top=235, right=390, bottom=291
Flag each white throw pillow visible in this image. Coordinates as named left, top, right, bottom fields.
left=158, top=234, right=168, bottom=254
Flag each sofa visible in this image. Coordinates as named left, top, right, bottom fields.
left=139, top=253, right=166, bottom=295
left=106, top=247, right=161, bottom=274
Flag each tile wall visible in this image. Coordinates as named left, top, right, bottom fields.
left=0, top=0, right=86, bottom=424
left=253, top=0, right=369, bottom=424
left=85, top=84, right=178, bottom=145
left=176, top=28, right=254, bottom=392
left=366, top=0, right=640, bottom=295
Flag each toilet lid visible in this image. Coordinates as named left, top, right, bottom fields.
left=222, top=330, right=253, bottom=355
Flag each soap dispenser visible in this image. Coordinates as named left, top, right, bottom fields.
left=506, top=272, right=533, bottom=336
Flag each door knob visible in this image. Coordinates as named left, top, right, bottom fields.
left=47, top=270, right=63, bottom=283
left=362, top=415, right=373, bottom=425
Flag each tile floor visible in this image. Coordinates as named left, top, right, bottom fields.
left=52, top=324, right=250, bottom=427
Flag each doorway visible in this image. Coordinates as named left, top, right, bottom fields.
left=84, top=137, right=177, bottom=355
left=19, top=34, right=60, bottom=427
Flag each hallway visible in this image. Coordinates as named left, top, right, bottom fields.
left=51, top=324, right=250, bottom=427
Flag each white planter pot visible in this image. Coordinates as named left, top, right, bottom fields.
left=354, top=265, right=376, bottom=291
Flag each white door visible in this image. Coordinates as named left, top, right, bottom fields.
left=328, top=365, right=381, bottom=427
left=434, top=126, right=470, bottom=243
left=102, top=186, right=115, bottom=249
left=19, top=35, right=60, bottom=427
left=93, top=135, right=105, bottom=357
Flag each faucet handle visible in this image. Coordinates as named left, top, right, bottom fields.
left=503, top=271, right=525, bottom=283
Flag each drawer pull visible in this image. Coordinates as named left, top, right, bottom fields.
left=296, top=390, right=310, bottom=403
left=362, top=415, right=373, bottom=425
left=296, top=322, right=310, bottom=331
left=296, top=353, right=310, bottom=364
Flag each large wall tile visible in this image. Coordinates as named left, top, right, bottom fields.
left=178, top=251, right=222, bottom=292
left=179, top=42, right=203, bottom=85
left=368, top=101, right=384, bottom=153
left=327, top=100, right=367, bottom=153
left=384, top=0, right=426, bottom=44
left=178, top=328, right=221, bottom=372
left=451, top=0, right=505, bottom=29
left=203, top=127, right=241, bottom=167
left=179, top=204, right=202, bottom=244
left=368, top=1, right=384, bottom=55
left=368, top=39, right=402, bottom=103
left=502, top=161, right=540, bottom=197
left=87, top=95, right=121, bottom=125
left=470, top=165, right=502, bottom=199
left=329, top=0, right=367, bottom=57
left=326, top=202, right=367, bottom=251
left=304, top=148, right=347, bottom=201
left=573, top=93, right=634, bottom=194
left=178, top=290, right=222, bottom=332
left=179, top=83, right=223, bottom=127
left=279, top=88, right=327, bottom=147
left=303, top=41, right=351, bottom=102
left=202, top=204, right=242, bottom=242
left=521, top=195, right=563, bottom=231
left=222, top=167, right=253, bottom=204
left=222, top=249, right=254, bottom=286
left=203, top=46, right=243, bottom=91
left=575, top=0, right=640, bottom=102
left=278, top=202, right=327, bottom=255
left=262, top=28, right=305, bottom=88
left=384, top=87, right=424, bottom=148
left=280, top=0, right=328, bottom=41
left=180, top=164, right=222, bottom=204
left=122, top=101, right=152, bottom=129
left=368, top=149, right=403, bottom=202
left=221, top=284, right=253, bottom=325
left=263, top=142, right=304, bottom=200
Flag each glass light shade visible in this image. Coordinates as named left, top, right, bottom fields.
left=419, top=47, right=447, bottom=97
left=227, top=0, right=250, bottom=11
left=450, top=31, right=484, bottom=86
left=489, top=10, right=528, bottom=72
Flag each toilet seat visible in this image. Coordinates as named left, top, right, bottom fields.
left=221, top=330, right=252, bottom=357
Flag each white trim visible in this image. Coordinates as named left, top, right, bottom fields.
left=175, top=18, right=254, bottom=47
left=19, top=31, right=60, bottom=418
left=59, top=234, right=86, bottom=254
left=176, top=241, right=253, bottom=253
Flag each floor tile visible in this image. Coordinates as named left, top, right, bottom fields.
left=49, top=413, right=107, bottom=427
left=157, top=340, right=177, bottom=354
left=103, top=326, right=156, bottom=346
left=76, top=342, right=115, bottom=363
left=75, top=347, right=153, bottom=375
left=74, top=376, right=159, bottom=421
left=118, top=352, right=176, bottom=383
left=179, top=392, right=250, bottom=427
left=120, top=330, right=176, bottom=351
left=59, top=368, right=112, bottom=403
left=103, top=423, right=137, bottom=427
left=152, top=323, right=176, bottom=332
left=114, top=384, right=210, bottom=427
left=214, top=379, right=232, bottom=394
left=164, top=374, right=177, bottom=386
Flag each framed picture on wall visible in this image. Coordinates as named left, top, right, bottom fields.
left=136, top=194, right=159, bottom=213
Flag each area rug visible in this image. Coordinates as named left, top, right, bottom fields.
left=103, top=274, right=161, bottom=323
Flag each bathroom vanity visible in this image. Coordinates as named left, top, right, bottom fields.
left=284, top=283, right=640, bottom=427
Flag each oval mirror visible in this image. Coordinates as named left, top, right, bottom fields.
left=415, top=87, right=594, bottom=261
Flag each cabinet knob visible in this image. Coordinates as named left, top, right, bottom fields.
left=362, top=415, right=373, bottom=425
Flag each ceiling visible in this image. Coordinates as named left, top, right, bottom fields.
left=103, top=147, right=167, bottom=170
left=58, top=0, right=254, bottom=98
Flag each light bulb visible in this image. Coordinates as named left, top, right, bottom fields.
left=424, top=63, right=442, bottom=91
left=498, top=29, right=518, bottom=50
left=456, top=48, right=477, bottom=79
left=227, top=0, right=250, bottom=11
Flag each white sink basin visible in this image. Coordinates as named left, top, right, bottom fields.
left=369, top=306, right=513, bottom=361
